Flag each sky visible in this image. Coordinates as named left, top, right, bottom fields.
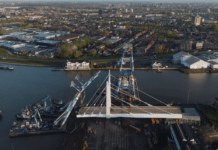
left=1, top=0, right=218, bottom=2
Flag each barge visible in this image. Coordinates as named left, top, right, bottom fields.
left=16, top=95, right=64, bottom=120
left=10, top=71, right=101, bottom=138
left=9, top=120, right=66, bottom=137
left=0, top=65, right=13, bottom=70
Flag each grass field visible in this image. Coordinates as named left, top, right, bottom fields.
left=0, top=59, right=63, bottom=66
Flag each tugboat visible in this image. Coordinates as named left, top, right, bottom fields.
left=156, top=67, right=163, bottom=73
left=7, top=66, right=14, bottom=70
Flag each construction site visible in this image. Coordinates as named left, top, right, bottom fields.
left=62, top=44, right=195, bottom=150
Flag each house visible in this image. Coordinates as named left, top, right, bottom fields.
left=180, top=41, right=192, bottom=51
left=196, top=42, right=204, bottom=49
left=97, top=44, right=105, bottom=50
left=134, top=46, right=148, bottom=55
left=151, top=62, right=162, bottom=69
left=65, top=61, right=90, bottom=70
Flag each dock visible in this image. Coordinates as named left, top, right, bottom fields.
left=9, top=125, right=66, bottom=137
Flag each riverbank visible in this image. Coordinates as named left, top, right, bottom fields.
left=1, top=59, right=218, bottom=75
left=0, top=59, right=63, bottom=67
left=179, top=68, right=218, bottom=74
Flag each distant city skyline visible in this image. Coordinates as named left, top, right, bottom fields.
left=1, top=0, right=218, bottom=3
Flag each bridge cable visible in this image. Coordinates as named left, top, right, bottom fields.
left=85, top=75, right=108, bottom=107
left=110, top=75, right=170, bottom=107
left=111, top=85, right=171, bottom=114
left=84, top=87, right=106, bottom=114
left=111, top=93, right=151, bottom=114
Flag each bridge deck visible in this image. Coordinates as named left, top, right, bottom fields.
left=77, top=106, right=182, bottom=118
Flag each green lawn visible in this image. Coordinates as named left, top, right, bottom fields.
left=0, top=59, right=63, bottom=66
left=0, top=48, right=10, bottom=55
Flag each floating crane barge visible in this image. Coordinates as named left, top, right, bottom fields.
left=9, top=71, right=101, bottom=137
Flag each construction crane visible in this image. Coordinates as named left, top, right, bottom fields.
left=53, top=71, right=101, bottom=128
left=116, top=43, right=136, bottom=98
left=42, top=95, right=52, bottom=112
left=32, top=109, right=42, bottom=128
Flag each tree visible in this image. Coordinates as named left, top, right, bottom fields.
left=73, top=50, right=82, bottom=58
left=154, top=44, right=164, bottom=54
left=212, top=23, right=218, bottom=32
left=90, top=49, right=97, bottom=56
left=56, top=43, right=77, bottom=59
left=98, top=22, right=103, bottom=26
left=90, top=60, right=94, bottom=69
left=21, top=51, right=27, bottom=56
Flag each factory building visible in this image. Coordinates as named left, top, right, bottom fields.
left=170, top=123, right=199, bottom=150
left=172, top=51, right=211, bottom=69
left=166, top=108, right=201, bottom=125
left=192, top=14, right=201, bottom=26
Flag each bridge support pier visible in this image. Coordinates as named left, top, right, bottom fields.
left=106, top=70, right=111, bottom=119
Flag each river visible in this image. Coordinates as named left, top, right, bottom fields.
left=0, top=65, right=218, bottom=150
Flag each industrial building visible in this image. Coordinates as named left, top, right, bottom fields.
left=172, top=51, right=211, bottom=69
left=198, top=53, right=218, bottom=69
left=170, top=123, right=199, bottom=150
left=192, top=14, right=201, bottom=26
left=166, top=108, right=201, bottom=125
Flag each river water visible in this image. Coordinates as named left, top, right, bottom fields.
left=0, top=65, right=218, bottom=150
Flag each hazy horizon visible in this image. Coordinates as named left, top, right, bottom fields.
left=1, top=0, right=218, bottom=3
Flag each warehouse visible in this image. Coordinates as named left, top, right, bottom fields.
left=166, top=108, right=201, bottom=125
left=198, top=53, right=218, bottom=69
left=181, top=55, right=210, bottom=69
left=181, top=123, right=196, bottom=144
left=172, top=51, right=210, bottom=69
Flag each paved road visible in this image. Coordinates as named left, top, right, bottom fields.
left=0, top=54, right=173, bottom=63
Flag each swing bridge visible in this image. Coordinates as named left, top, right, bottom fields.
left=76, top=44, right=182, bottom=119
left=54, top=44, right=182, bottom=129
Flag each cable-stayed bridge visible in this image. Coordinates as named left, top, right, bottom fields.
left=77, top=44, right=182, bottom=119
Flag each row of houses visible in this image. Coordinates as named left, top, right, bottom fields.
left=64, top=60, right=90, bottom=70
